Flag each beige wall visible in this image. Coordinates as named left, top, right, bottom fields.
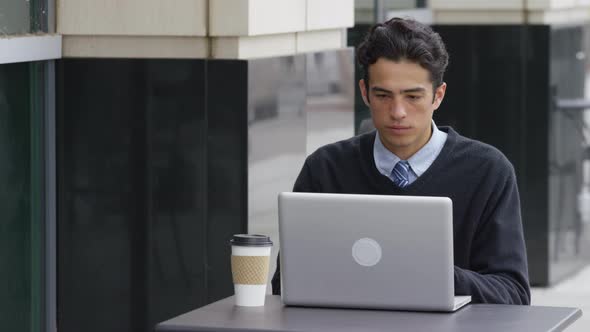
left=431, top=0, right=590, bottom=24
left=58, top=0, right=354, bottom=59
left=58, top=0, right=207, bottom=36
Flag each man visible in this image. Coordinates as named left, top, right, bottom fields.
left=272, top=17, right=530, bottom=305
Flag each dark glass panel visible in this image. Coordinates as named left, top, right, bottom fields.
left=206, top=60, right=250, bottom=302
left=57, top=59, right=208, bottom=332
left=432, top=24, right=590, bottom=286
left=432, top=25, right=553, bottom=285
left=0, top=61, right=44, bottom=332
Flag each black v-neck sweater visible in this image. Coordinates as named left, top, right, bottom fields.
left=272, top=127, right=531, bottom=305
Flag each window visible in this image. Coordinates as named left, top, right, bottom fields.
left=0, top=1, right=56, bottom=331
left=0, top=61, right=45, bottom=332
left=0, top=0, right=47, bottom=35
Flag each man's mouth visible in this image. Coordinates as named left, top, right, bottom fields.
left=387, top=125, right=411, bottom=130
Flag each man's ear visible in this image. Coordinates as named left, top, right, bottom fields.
left=359, top=79, right=370, bottom=107
left=432, top=82, right=447, bottom=110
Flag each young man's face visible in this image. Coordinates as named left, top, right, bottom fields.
left=360, top=58, right=446, bottom=160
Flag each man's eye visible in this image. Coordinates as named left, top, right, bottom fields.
left=407, top=95, right=422, bottom=100
left=376, top=94, right=389, bottom=99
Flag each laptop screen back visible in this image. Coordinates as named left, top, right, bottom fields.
left=278, top=192, right=455, bottom=311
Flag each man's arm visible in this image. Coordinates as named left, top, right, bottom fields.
left=454, top=163, right=531, bottom=304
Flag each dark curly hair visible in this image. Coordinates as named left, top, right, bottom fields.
left=357, top=17, right=449, bottom=92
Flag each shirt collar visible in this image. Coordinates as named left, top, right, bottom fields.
left=374, top=129, right=400, bottom=177
left=373, top=120, right=447, bottom=177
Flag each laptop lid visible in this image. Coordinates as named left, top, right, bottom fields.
left=278, top=192, right=461, bottom=311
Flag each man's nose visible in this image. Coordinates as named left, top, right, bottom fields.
left=389, top=98, right=407, bottom=119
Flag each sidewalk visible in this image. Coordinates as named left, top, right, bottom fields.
left=531, top=265, right=590, bottom=331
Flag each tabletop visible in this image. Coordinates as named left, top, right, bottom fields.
left=156, top=295, right=582, bottom=332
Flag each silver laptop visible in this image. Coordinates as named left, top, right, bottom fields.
left=278, top=192, right=471, bottom=312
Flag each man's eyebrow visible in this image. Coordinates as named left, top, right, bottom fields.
left=370, top=86, right=427, bottom=94
left=400, top=87, right=426, bottom=94
left=371, top=87, right=393, bottom=94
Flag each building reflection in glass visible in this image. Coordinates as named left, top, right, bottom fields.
left=247, top=50, right=355, bottom=291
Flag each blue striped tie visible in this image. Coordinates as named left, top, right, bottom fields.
left=391, top=161, right=410, bottom=188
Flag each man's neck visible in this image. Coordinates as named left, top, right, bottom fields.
left=383, top=126, right=433, bottom=160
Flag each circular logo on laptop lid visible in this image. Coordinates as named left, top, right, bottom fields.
left=352, top=238, right=382, bottom=267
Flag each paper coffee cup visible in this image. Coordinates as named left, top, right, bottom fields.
left=230, top=234, right=273, bottom=306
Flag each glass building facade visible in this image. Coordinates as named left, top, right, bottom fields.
left=0, top=0, right=53, bottom=331
left=0, top=58, right=47, bottom=332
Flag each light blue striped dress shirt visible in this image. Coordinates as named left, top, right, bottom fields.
left=373, top=121, right=448, bottom=185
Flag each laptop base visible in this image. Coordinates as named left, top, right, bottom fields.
left=452, top=296, right=472, bottom=311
